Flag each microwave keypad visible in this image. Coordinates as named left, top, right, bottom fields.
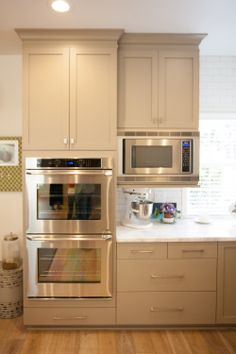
left=182, top=140, right=191, bottom=173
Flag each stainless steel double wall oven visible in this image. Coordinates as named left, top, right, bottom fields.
left=25, top=157, right=114, bottom=298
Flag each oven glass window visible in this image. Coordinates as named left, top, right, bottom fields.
left=132, top=146, right=172, bottom=168
left=38, top=248, right=101, bottom=283
left=37, top=184, right=101, bottom=220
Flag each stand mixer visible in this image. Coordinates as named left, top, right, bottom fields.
left=122, top=188, right=153, bottom=229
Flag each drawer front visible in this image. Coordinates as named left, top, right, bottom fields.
left=117, top=259, right=216, bottom=291
left=24, top=307, right=115, bottom=326
left=168, top=242, right=217, bottom=259
left=117, top=242, right=167, bottom=260
left=117, top=292, right=216, bottom=325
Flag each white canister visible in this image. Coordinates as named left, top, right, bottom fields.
left=2, top=233, right=21, bottom=270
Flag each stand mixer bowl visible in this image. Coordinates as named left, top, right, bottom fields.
left=131, top=201, right=153, bottom=220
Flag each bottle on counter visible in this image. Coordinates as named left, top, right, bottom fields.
left=2, top=232, right=21, bottom=270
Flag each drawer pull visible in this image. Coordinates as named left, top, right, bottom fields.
left=130, top=250, right=153, bottom=254
left=150, top=306, right=184, bottom=313
left=53, top=316, right=88, bottom=321
left=150, top=274, right=184, bottom=279
left=182, top=249, right=205, bottom=253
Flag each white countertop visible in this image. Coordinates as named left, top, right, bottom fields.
left=116, top=217, right=236, bottom=242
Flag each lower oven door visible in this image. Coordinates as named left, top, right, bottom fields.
left=26, top=234, right=113, bottom=298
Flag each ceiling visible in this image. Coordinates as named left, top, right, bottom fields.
left=0, top=0, right=236, bottom=55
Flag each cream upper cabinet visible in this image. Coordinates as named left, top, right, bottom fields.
left=118, top=34, right=205, bottom=131
left=17, top=29, right=123, bottom=150
left=23, top=44, right=70, bottom=150
left=70, top=44, right=117, bottom=150
left=217, top=242, right=236, bottom=324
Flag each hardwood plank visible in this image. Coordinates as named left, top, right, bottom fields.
left=98, top=331, right=117, bottom=354
left=116, top=331, right=135, bottom=354
left=166, top=331, right=193, bottom=354
left=199, top=331, right=233, bottom=354
left=1, top=317, right=236, bottom=354
left=149, top=331, right=173, bottom=354
left=131, top=331, right=155, bottom=353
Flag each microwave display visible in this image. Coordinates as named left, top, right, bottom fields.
left=132, top=146, right=172, bottom=168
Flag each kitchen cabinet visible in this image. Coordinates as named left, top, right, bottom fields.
left=117, top=242, right=217, bottom=325
left=118, top=34, right=205, bottom=131
left=217, top=242, right=236, bottom=324
left=17, top=29, right=123, bottom=150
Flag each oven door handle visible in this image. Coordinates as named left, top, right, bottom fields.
left=26, top=170, right=112, bottom=176
left=26, top=235, right=112, bottom=241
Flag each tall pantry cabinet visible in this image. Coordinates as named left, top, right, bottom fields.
left=16, top=29, right=123, bottom=150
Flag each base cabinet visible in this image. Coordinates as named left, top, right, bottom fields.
left=217, top=242, right=236, bottom=324
left=117, top=292, right=216, bottom=325
left=117, top=242, right=217, bottom=326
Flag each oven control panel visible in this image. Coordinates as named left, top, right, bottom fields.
left=37, top=158, right=102, bottom=168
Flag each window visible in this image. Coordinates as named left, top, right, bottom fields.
left=184, top=113, right=236, bottom=216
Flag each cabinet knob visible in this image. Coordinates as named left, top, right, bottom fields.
left=70, top=137, right=75, bottom=145
left=63, top=138, right=68, bottom=145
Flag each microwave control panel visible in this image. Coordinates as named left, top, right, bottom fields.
left=181, top=140, right=192, bottom=173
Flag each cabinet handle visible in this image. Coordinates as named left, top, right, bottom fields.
left=63, top=137, right=68, bottom=145
left=130, top=249, right=153, bottom=254
left=150, top=274, right=184, bottom=279
left=150, top=306, right=184, bottom=313
left=182, top=249, right=205, bottom=253
left=70, top=137, right=75, bottom=145
left=53, top=316, right=88, bottom=321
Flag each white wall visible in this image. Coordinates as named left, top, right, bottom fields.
left=0, top=55, right=22, bottom=259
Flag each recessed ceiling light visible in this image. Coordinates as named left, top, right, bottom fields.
left=50, top=0, right=71, bottom=13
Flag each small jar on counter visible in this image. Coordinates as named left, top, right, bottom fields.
left=2, top=232, right=21, bottom=270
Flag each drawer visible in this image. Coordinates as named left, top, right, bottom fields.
left=24, top=307, right=115, bottom=326
left=117, top=242, right=167, bottom=260
left=117, top=292, right=216, bottom=325
left=117, top=259, right=216, bottom=291
left=168, top=242, right=217, bottom=259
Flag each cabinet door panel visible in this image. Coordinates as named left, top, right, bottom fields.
left=217, top=242, right=236, bottom=323
left=70, top=45, right=117, bottom=150
left=118, top=49, right=158, bottom=129
left=23, top=45, right=69, bottom=150
left=159, top=50, right=198, bottom=130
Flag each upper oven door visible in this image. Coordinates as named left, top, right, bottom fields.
left=124, top=138, right=182, bottom=175
left=25, top=169, right=113, bottom=234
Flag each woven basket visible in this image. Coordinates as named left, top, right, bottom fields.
left=0, top=261, right=23, bottom=318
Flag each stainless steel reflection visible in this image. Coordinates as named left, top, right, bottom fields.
left=26, top=234, right=113, bottom=298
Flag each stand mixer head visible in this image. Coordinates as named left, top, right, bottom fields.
left=122, top=188, right=153, bottom=229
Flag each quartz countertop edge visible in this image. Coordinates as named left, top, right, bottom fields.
left=116, top=217, right=236, bottom=242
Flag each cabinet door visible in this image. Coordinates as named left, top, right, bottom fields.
left=70, top=44, right=117, bottom=150
left=118, top=49, right=158, bottom=130
left=158, top=50, right=199, bottom=130
left=217, top=242, right=236, bottom=323
left=23, top=44, right=69, bottom=150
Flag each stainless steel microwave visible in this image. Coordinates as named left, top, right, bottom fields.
left=117, top=132, right=199, bottom=186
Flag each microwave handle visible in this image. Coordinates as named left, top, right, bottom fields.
left=26, top=170, right=112, bottom=176
left=26, top=235, right=112, bottom=241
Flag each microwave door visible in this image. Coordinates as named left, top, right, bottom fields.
left=124, top=139, right=181, bottom=175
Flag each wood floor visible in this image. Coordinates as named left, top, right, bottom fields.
left=1, top=316, right=236, bottom=354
